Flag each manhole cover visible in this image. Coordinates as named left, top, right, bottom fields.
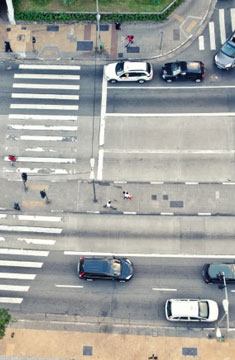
left=77, top=41, right=93, bottom=51
left=152, top=195, right=157, bottom=200
left=47, top=25, right=59, bottom=31
left=163, top=194, right=168, bottom=200
left=127, top=46, right=140, bottom=53
left=83, top=346, right=93, bottom=356
left=182, top=347, right=198, bottom=356
left=170, top=200, right=183, bottom=208
left=100, top=24, right=109, bottom=31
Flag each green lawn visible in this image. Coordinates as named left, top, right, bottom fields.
left=17, top=0, right=174, bottom=13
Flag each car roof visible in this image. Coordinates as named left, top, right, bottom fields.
left=83, top=258, right=110, bottom=274
left=208, top=264, right=235, bottom=279
left=186, top=62, right=201, bottom=72
left=170, top=299, right=199, bottom=317
left=228, top=30, right=235, bottom=44
left=123, top=61, right=147, bottom=72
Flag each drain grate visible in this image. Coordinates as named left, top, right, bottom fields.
left=83, top=346, right=93, bottom=356
left=182, top=347, right=198, bottom=356
left=127, top=46, right=140, bottom=53
left=77, top=41, right=93, bottom=51
left=170, top=200, right=183, bottom=208
left=152, top=195, right=157, bottom=201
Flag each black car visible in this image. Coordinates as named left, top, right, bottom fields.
left=78, top=256, right=134, bottom=282
left=161, top=61, right=205, bottom=82
left=202, top=263, right=235, bottom=284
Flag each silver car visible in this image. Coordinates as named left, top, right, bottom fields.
left=214, top=30, right=235, bottom=70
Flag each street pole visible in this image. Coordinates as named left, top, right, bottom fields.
left=96, top=0, right=101, bottom=51
left=222, top=273, right=230, bottom=332
left=90, top=158, right=97, bottom=203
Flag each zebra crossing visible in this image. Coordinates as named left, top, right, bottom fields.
left=4, top=64, right=81, bottom=176
left=198, top=8, right=235, bottom=51
left=0, top=213, right=63, bottom=304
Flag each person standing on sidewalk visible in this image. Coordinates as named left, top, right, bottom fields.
left=123, top=191, right=132, bottom=200
left=125, top=35, right=134, bottom=47
left=13, top=202, right=21, bottom=211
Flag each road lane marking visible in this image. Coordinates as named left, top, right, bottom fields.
left=97, top=149, right=104, bottom=181
left=186, top=20, right=197, bottom=33
left=0, top=297, right=23, bottom=304
left=198, top=213, right=211, bottom=216
left=64, top=251, right=235, bottom=259
left=0, top=284, right=30, bottom=292
left=0, top=214, right=7, bottom=219
left=4, top=156, right=76, bottom=163
left=209, top=22, right=216, bottom=50
left=3, top=168, right=69, bottom=175
left=104, top=149, right=235, bottom=154
left=19, top=64, right=81, bottom=70
left=0, top=260, right=43, bottom=267
left=0, top=225, right=62, bottom=233
left=13, top=83, right=80, bottom=90
left=55, top=285, right=83, bottom=288
left=0, top=237, right=5, bottom=241
left=10, top=104, right=79, bottom=111
left=160, top=213, right=174, bottom=216
left=18, top=215, right=62, bottom=222
left=0, top=249, right=49, bottom=257
left=108, top=85, right=235, bottom=90
left=219, top=9, right=226, bottom=44
left=198, top=35, right=204, bottom=50
left=185, top=182, right=199, bottom=184
left=152, top=288, right=177, bottom=291
left=12, top=93, right=79, bottom=100
left=14, top=74, right=80, bottom=80
left=9, top=114, right=78, bottom=121
left=106, top=112, right=235, bottom=117
left=18, top=238, right=56, bottom=245
left=8, top=124, right=78, bottom=131
left=231, top=8, right=235, bottom=31
left=0, top=273, right=36, bottom=280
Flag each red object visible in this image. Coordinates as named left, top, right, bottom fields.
left=8, top=155, right=16, bottom=162
left=126, top=35, right=134, bottom=43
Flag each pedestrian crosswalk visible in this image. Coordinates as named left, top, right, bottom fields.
left=4, top=63, right=81, bottom=176
left=0, top=213, right=63, bottom=305
left=198, top=8, right=235, bottom=51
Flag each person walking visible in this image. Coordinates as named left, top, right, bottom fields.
left=115, top=20, right=121, bottom=30
left=8, top=154, right=16, bottom=166
left=123, top=191, right=132, bottom=200
left=103, top=200, right=112, bottom=208
left=125, top=35, right=134, bottom=47
left=13, top=202, right=21, bottom=211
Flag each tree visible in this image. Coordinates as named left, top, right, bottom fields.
left=0, top=309, right=11, bottom=339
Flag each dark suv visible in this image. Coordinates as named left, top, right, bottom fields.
left=161, top=61, right=205, bottom=82
left=202, top=263, right=235, bottom=284
left=78, top=256, right=134, bottom=282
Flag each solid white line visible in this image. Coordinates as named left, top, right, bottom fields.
left=0, top=284, right=30, bottom=292
left=150, top=181, right=164, bottom=185
left=97, top=149, right=104, bottom=181
left=160, top=213, right=174, bottom=216
left=223, top=182, right=235, bottom=185
left=8, top=124, right=78, bottom=131
left=0, top=297, right=23, bottom=304
left=231, top=290, right=235, bottom=293
left=11, top=93, right=79, bottom=100
left=4, top=156, right=76, bottom=163
left=18, top=238, right=56, bottom=245
left=0, top=260, right=43, bottom=267
left=209, top=22, right=216, bottom=50
left=0, top=237, right=5, bottom=241
left=18, top=215, right=62, bottom=222
left=10, top=104, right=79, bottom=110
left=64, top=251, right=235, bottom=259
left=55, top=285, right=83, bottom=288
left=3, top=168, right=69, bottom=175
left=219, top=9, right=226, bottom=44
left=123, top=212, right=137, bottom=215
left=19, top=64, right=81, bottom=70
left=0, top=225, right=62, bottom=234
left=13, top=83, right=80, bottom=90
left=152, top=288, right=177, bottom=291
left=0, top=249, right=49, bottom=257
left=198, top=35, right=205, bottom=50
left=106, top=112, right=235, bottom=117
left=108, top=85, right=235, bottom=90
left=0, top=273, right=36, bottom=280
left=104, top=149, right=235, bottom=154
left=198, top=213, right=211, bottom=216
left=185, top=182, right=199, bottom=185
left=0, top=214, right=7, bottom=219
left=14, top=74, right=80, bottom=80
left=231, top=8, right=235, bottom=31
left=9, top=114, right=78, bottom=121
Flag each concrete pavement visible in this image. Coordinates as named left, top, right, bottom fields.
left=0, top=0, right=216, bottom=62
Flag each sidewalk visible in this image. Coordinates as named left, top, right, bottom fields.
left=0, top=326, right=234, bottom=360
left=0, top=0, right=216, bottom=62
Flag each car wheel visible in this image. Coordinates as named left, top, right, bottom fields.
left=138, top=79, right=145, bottom=84
left=166, top=79, right=172, bottom=83
left=109, top=79, right=117, bottom=84
left=195, top=78, right=201, bottom=83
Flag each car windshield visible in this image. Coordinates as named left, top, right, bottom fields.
left=221, top=42, right=235, bottom=58
left=115, top=62, right=124, bottom=76
left=110, top=258, right=121, bottom=276
left=171, top=63, right=181, bottom=76
left=198, top=301, right=209, bottom=318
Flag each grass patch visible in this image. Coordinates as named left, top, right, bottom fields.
left=16, top=0, right=176, bottom=13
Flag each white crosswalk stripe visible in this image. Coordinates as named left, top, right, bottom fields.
left=198, top=8, right=235, bottom=51
left=6, top=63, right=81, bottom=175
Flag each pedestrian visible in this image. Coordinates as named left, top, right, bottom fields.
left=103, top=200, right=112, bottom=208
left=123, top=191, right=132, bottom=200
left=4, top=41, right=13, bottom=52
left=8, top=154, right=16, bottom=166
left=13, top=202, right=20, bottom=211
left=125, top=35, right=134, bottom=48
left=115, top=20, right=121, bottom=30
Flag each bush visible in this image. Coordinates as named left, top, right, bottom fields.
left=0, top=309, right=11, bottom=340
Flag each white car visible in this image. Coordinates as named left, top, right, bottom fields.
left=165, top=298, right=219, bottom=322
left=104, top=61, right=153, bottom=84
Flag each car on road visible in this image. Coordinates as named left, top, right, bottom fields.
left=161, top=61, right=205, bottom=82
left=165, top=298, right=219, bottom=322
left=214, top=30, right=235, bottom=70
left=78, top=256, right=134, bottom=282
left=202, top=263, right=235, bottom=284
left=104, top=61, right=153, bottom=83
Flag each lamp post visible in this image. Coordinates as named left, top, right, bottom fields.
left=96, top=0, right=101, bottom=51
left=90, top=158, right=97, bottom=203
left=216, top=272, right=230, bottom=339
